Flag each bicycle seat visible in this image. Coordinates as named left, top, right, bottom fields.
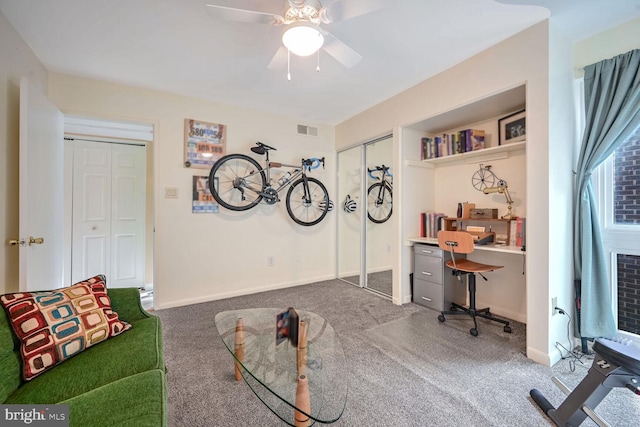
left=251, top=142, right=276, bottom=155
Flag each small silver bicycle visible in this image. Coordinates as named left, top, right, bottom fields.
left=208, top=142, right=330, bottom=226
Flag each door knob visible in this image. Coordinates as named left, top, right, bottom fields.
left=9, top=238, right=26, bottom=246
left=28, top=237, right=44, bottom=246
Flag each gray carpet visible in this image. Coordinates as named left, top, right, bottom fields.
left=342, top=270, right=392, bottom=296
left=156, top=279, right=639, bottom=426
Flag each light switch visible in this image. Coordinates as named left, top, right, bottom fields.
left=165, top=187, right=178, bottom=199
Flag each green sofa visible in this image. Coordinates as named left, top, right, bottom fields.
left=0, top=288, right=166, bottom=426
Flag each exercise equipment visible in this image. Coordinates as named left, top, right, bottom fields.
left=530, top=338, right=640, bottom=426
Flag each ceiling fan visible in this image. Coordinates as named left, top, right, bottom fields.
left=206, top=0, right=390, bottom=77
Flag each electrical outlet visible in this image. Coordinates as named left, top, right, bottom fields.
left=267, top=256, right=275, bottom=267
left=552, top=296, right=558, bottom=315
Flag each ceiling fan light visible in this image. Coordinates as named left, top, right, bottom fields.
left=282, top=24, right=324, bottom=57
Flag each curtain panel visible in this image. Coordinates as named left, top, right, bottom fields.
left=574, top=49, right=640, bottom=338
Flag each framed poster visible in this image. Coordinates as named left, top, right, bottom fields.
left=498, top=110, right=526, bottom=145
left=192, top=175, right=219, bottom=213
left=184, top=119, right=226, bottom=168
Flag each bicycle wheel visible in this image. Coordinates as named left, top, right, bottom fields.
left=367, top=182, right=392, bottom=223
left=285, top=177, right=329, bottom=226
left=209, top=154, right=266, bottom=211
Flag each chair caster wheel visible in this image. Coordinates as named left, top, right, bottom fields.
left=470, top=328, right=478, bottom=337
left=438, top=314, right=446, bottom=323
left=504, top=325, right=512, bottom=333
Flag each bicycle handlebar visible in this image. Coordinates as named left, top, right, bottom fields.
left=368, top=165, right=392, bottom=180
left=303, top=157, right=325, bottom=171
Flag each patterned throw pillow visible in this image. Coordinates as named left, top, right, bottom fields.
left=0, top=275, right=131, bottom=381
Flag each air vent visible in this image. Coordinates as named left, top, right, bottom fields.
left=297, top=124, right=318, bottom=137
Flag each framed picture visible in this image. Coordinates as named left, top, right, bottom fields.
left=192, top=175, right=219, bottom=213
left=184, top=118, right=226, bottom=169
left=498, top=110, right=526, bottom=145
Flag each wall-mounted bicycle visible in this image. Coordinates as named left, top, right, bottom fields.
left=367, top=165, right=393, bottom=223
left=208, top=142, right=330, bottom=226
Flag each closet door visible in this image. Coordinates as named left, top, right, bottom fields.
left=111, top=144, right=146, bottom=287
left=71, top=141, right=146, bottom=287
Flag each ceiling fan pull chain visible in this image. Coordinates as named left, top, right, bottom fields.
left=317, top=50, right=320, bottom=72
left=287, top=49, right=292, bottom=81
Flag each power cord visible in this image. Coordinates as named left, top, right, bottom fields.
left=554, top=306, right=593, bottom=372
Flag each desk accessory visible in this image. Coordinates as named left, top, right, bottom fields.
left=472, top=164, right=515, bottom=219
left=467, top=230, right=495, bottom=245
left=483, top=183, right=515, bottom=219
left=276, top=307, right=299, bottom=346
left=470, top=208, right=499, bottom=218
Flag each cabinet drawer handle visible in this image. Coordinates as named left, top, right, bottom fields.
left=421, top=250, right=433, bottom=254
left=421, top=271, right=432, bottom=276
left=421, top=296, right=432, bottom=302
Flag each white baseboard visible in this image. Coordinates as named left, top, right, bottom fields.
left=156, top=274, right=336, bottom=310
left=527, top=346, right=558, bottom=367
left=475, top=298, right=526, bottom=324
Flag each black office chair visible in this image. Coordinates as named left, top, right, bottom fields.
left=437, top=230, right=512, bottom=336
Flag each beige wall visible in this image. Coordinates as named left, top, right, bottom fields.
left=48, top=73, right=337, bottom=309
left=0, top=14, right=49, bottom=294
left=575, top=16, right=640, bottom=71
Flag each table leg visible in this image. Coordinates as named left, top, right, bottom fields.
left=234, top=318, right=245, bottom=381
left=297, top=320, right=308, bottom=376
left=294, top=374, right=311, bottom=427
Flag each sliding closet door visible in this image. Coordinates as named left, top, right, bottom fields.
left=337, top=145, right=362, bottom=286
left=364, top=137, right=393, bottom=296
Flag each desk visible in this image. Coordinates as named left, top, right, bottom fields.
left=214, top=309, right=347, bottom=426
left=408, top=237, right=526, bottom=322
left=408, top=237, right=525, bottom=255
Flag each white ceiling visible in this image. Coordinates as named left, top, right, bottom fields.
left=1, top=0, right=639, bottom=125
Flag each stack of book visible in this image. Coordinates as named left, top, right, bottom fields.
left=420, top=212, right=446, bottom=238
left=508, top=217, right=526, bottom=247
left=420, top=129, right=485, bottom=160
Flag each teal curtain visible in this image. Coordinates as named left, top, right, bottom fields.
left=574, top=49, right=640, bottom=338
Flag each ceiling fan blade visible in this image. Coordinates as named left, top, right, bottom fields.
left=325, top=0, right=392, bottom=23
left=205, top=3, right=282, bottom=25
left=267, top=46, right=288, bottom=70
left=321, top=31, right=362, bottom=68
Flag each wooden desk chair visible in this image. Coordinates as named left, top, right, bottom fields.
left=437, top=230, right=512, bottom=336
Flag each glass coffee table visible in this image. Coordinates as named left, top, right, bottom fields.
left=215, top=308, right=348, bottom=426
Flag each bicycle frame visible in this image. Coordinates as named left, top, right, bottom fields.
left=262, top=160, right=304, bottom=194
left=369, top=165, right=393, bottom=190
left=254, top=146, right=324, bottom=201
left=209, top=142, right=330, bottom=226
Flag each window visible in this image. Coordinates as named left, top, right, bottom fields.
left=594, top=127, right=640, bottom=344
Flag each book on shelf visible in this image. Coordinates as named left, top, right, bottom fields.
left=451, top=133, right=460, bottom=155
left=516, top=217, right=526, bottom=247
left=509, top=219, right=517, bottom=246
left=436, top=136, right=445, bottom=157
left=421, top=137, right=432, bottom=160
left=457, top=130, right=467, bottom=154
left=420, top=211, right=445, bottom=238
left=469, top=129, right=485, bottom=151
left=422, top=128, right=486, bottom=160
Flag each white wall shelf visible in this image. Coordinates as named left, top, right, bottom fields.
left=412, top=141, right=526, bottom=167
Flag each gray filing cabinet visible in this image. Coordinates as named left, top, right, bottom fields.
left=413, top=243, right=466, bottom=311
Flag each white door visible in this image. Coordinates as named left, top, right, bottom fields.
left=18, top=78, right=64, bottom=292
left=71, top=140, right=146, bottom=288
